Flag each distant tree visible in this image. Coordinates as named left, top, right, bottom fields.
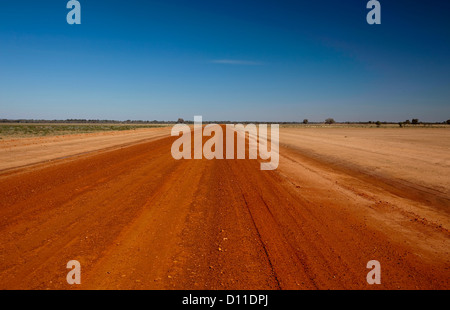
left=177, top=118, right=185, bottom=123
left=375, top=121, right=381, bottom=127
left=398, top=122, right=403, bottom=128
left=303, top=119, right=309, bottom=124
left=411, top=118, right=419, bottom=125
left=446, top=119, right=450, bottom=125
left=405, top=119, right=411, bottom=125
left=325, top=118, right=335, bottom=124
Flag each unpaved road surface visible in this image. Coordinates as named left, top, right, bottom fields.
left=0, top=127, right=449, bottom=289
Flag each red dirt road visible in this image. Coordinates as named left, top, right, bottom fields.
left=0, top=128, right=449, bottom=289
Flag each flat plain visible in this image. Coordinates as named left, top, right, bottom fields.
left=0, top=125, right=448, bottom=289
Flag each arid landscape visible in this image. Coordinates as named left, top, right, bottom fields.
left=0, top=125, right=448, bottom=289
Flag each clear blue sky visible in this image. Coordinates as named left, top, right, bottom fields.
left=0, top=0, right=449, bottom=122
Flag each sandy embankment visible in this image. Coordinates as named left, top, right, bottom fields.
left=0, top=127, right=172, bottom=172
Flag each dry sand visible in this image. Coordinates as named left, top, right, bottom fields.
left=0, top=126, right=448, bottom=289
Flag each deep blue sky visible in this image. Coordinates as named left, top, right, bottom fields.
left=0, top=0, right=449, bottom=122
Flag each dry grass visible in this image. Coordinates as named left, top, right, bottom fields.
left=0, top=123, right=168, bottom=139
